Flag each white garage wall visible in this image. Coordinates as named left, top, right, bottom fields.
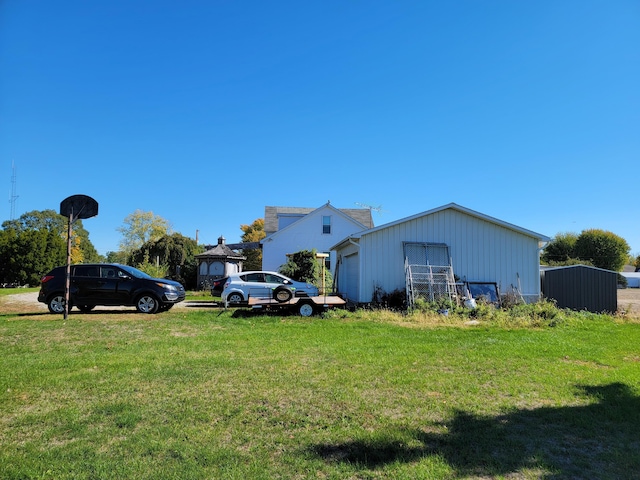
left=337, top=204, right=546, bottom=304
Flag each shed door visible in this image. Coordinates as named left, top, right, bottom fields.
left=343, top=253, right=359, bottom=302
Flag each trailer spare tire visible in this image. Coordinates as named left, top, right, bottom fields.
left=273, top=286, right=294, bottom=303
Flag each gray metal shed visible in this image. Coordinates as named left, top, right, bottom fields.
left=540, top=265, right=618, bottom=313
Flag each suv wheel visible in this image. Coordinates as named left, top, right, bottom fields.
left=136, top=294, right=159, bottom=314
left=47, top=294, right=67, bottom=314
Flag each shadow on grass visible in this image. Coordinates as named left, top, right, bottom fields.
left=1, top=309, right=149, bottom=318
left=310, top=383, right=640, bottom=478
left=182, top=302, right=220, bottom=308
left=0, top=311, right=52, bottom=318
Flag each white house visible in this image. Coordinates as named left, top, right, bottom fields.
left=261, top=203, right=373, bottom=274
left=331, top=203, right=550, bottom=304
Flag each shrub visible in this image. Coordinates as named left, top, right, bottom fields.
left=372, top=287, right=407, bottom=310
left=617, top=273, right=628, bottom=288
left=279, top=249, right=332, bottom=290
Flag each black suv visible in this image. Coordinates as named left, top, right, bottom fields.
left=38, top=263, right=186, bottom=314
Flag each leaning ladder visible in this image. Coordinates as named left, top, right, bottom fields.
left=405, top=259, right=458, bottom=308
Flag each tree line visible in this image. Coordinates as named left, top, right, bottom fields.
left=541, top=229, right=638, bottom=272
left=3, top=208, right=635, bottom=289
left=0, top=209, right=266, bottom=289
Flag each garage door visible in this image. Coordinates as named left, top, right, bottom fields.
left=343, top=253, right=359, bottom=302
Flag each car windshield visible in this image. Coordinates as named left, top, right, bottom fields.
left=119, top=264, right=152, bottom=279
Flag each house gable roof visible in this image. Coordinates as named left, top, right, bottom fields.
left=262, top=203, right=371, bottom=243
left=331, top=202, right=550, bottom=250
left=264, top=203, right=373, bottom=235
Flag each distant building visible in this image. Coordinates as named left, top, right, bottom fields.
left=195, top=236, right=245, bottom=287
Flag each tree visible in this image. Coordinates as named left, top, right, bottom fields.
left=0, top=209, right=101, bottom=285
left=106, top=250, right=128, bottom=264
left=129, top=233, right=203, bottom=289
left=240, top=218, right=265, bottom=271
left=0, top=227, right=66, bottom=285
left=541, top=232, right=578, bottom=265
left=278, top=249, right=332, bottom=291
left=2, top=209, right=101, bottom=264
left=117, top=210, right=172, bottom=260
left=573, top=229, right=630, bottom=272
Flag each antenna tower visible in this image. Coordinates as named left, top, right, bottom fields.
left=355, top=202, right=384, bottom=215
left=9, top=161, right=18, bottom=220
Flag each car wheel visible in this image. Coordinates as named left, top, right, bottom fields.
left=227, top=292, right=244, bottom=304
left=298, top=302, right=315, bottom=317
left=47, top=295, right=66, bottom=314
left=273, top=286, right=294, bottom=303
left=78, top=305, right=95, bottom=313
left=136, top=294, right=159, bottom=314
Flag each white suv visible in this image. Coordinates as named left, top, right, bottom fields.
left=221, top=271, right=319, bottom=304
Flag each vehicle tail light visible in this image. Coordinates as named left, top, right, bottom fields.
left=41, top=275, right=55, bottom=283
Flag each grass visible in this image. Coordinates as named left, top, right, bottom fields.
left=1, top=297, right=640, bottom=479
left=0, top=286, right=39, bottom=297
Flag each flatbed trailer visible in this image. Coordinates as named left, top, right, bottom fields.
left=246, top=294, right=346, bottom=316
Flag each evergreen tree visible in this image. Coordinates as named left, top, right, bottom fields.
left=240, top=218, right=265, bottom=271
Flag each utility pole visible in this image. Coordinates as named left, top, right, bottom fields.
left=9, top=160, right=18, bottom=220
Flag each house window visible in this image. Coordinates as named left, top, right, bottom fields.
left=322, top=216, right=331, bottom=234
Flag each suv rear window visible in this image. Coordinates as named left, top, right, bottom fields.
left=73, top=265, right=100, bottom=277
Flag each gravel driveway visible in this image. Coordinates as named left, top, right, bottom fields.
left=5, top=289, right=640, bottom=316
left=2, top=291, right=195, bottom=312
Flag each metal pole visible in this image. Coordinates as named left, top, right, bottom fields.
left=64, top=211, right=73, bottom=320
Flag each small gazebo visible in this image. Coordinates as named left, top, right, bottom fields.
left=196, top=236, right=245, bottom=288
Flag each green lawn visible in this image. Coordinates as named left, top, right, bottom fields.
left=1, top=303, right=639, bottom=479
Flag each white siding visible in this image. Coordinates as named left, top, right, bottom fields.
left=347, top=208, right=542, bottom=303
left=262, top=205, right=366, bottom=274
left=622, top=273, right=640, bottom=288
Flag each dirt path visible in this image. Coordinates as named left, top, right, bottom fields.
left=0, top=291, right=200, bottom=314
left=617, top=288, right=640, bottom=316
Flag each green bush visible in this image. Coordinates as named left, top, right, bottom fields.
left=279, top=249, right=332, bottom=290
left=618, top=273, right=628, bottom=288
left=372, top=287, right=407, bottom=310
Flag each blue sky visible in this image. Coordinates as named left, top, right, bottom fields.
left=2, top=1, right=639, bottom=256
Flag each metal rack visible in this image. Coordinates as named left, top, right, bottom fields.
left=405, top=258, right=458, bottom=308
